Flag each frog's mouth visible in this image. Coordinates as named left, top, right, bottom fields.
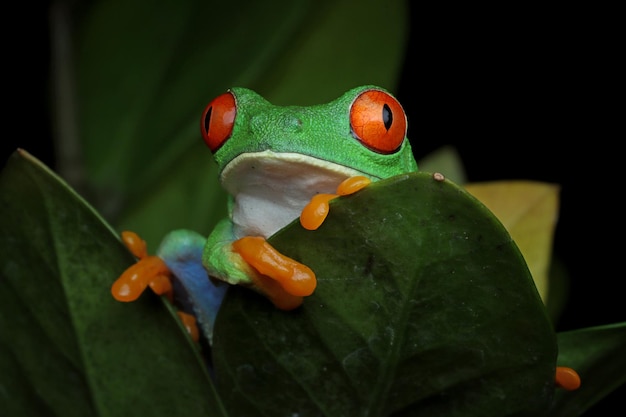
left=221, top=151, right=377, bottom=239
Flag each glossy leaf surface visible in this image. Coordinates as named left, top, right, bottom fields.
left=0, top=150, right=225, bottom=417
left=212, top=172, right=557, bottom=416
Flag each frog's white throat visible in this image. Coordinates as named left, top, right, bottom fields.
left=221, top=151, right=370, bottom=239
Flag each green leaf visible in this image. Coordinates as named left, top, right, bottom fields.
left=212, top=172, right=557, bottom=416
left=551, top=323, right=626, bottom=417
left=0, top=150, right=226, bottom=417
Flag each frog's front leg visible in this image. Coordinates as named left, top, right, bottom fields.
left=204, top=219, right=313, bottom=310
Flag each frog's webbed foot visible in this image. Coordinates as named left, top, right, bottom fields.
left=231, top=237, right=316, bottom=310
left=555, top=366, right=581, bottom=391
left=111, top=231, right=201, bottom=342
left=111, top=231, right=174, bottom=302
left=300, top=175, right=371, bottom=230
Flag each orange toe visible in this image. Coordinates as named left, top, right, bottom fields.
left=300, top=193, right=336, bottom=231
left=336, top=175, right=371, bottom=195
left=177, top=311, right=200, bottom=342
left=147, top=272, right=174, bottom=301
left=250, top=274, right=304, bottom=310
left=555, top=366, right=581, bottom=391
left=111, top=256, right=172, bottom=302
left=300, top=176, right=371, bottom=231
left=121, top=230, right=148, bottom=259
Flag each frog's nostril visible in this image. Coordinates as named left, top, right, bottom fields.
left=279, top=114, right=303, bottom=132
left=251, top=114, right=303, bottom=134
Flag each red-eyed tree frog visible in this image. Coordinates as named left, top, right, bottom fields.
left=111, top=85, right=418, bottom=341
left=200, top=85, right=418, bottom=305
left=109, top=86, right=581, bottom=391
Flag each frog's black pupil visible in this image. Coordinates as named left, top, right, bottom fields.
left=382, top=104, right=392, bottom=131
left=204, top=107, right=213, bottom=134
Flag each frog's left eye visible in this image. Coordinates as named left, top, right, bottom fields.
left=201, top=91, right=237, bottom=152
left=349, top=89, right=407, bottom=154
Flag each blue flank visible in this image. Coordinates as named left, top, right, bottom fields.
left=156, top=230, right=228, bottom=345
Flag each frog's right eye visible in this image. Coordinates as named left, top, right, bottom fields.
left=349, top=89, right=406, bottom=154
left=201, top=91, right=236, bottom=152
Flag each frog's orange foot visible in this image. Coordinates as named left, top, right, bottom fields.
left=112, top=231, right=203, bottom=343
left=111, top=231, right=174, bottom=302
left=177, top=311, right=200, bottom=343
left=232, top=236, right=316, bottom=310
left=111, top=255, right=173, bottom=302
left=555, top=366, right=581, bottom=391
left=300, top=175, right=371, bottom=230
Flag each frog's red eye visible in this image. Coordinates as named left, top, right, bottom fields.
left=349, top=89, right=407, bottom=154
left=201, top=91, right=236, bottom=152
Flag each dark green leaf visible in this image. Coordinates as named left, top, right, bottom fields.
left=212, top=172, right=557, bottom=416
left=551, top=323, right=626, bottom=417
left=0, top=150, right=226, bottom=417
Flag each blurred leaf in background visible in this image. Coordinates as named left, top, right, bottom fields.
left=464, top=181, right=559, bottom=305
left=50, top=0, right=409, bottom=248
left=417, top=148, right=561, bottom=315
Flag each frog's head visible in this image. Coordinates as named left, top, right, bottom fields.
left=199, top=86, right=418, bottom=237
left=201, top=85, right=417, bottom=182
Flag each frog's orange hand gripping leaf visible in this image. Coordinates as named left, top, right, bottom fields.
left=201, top=220, right=309, bottom=311
left=111, top=231, right=173, bottom=302
left=300, top=176, right=372, bottom=230
left=112, top=230, right=228, bottom=344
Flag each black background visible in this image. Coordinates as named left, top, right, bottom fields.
left=4, top=2, right=623, bottom=415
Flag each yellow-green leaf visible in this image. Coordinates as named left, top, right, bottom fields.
left=464, top=181, right=559, bottom=303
